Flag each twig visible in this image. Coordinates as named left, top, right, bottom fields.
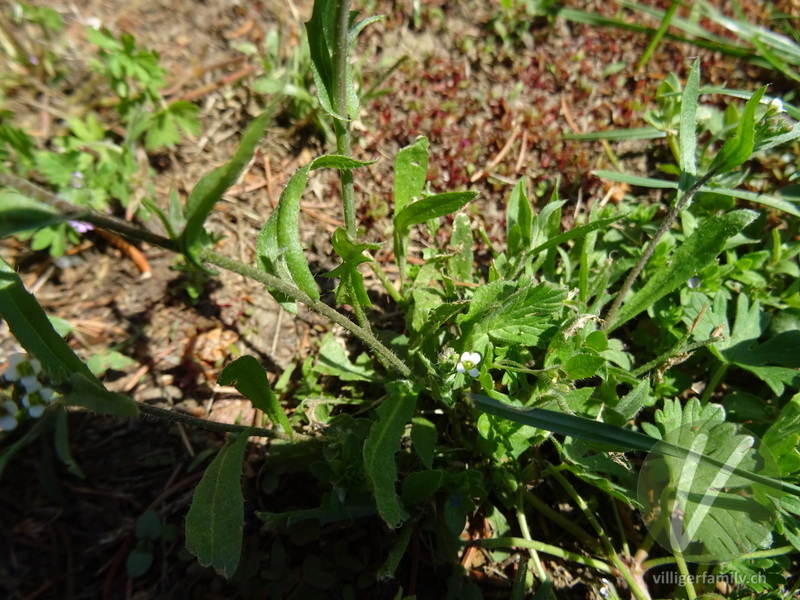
left=94, top=229, right=152, bottom=277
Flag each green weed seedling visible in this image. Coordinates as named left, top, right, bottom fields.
left=2, top=0, right=800, bottom=598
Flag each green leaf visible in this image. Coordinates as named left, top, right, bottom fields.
left=326, top=227, right=380, bottom=308
left=54, top=405, right=84, bottom=478
left=685, top=294, right=800, bottom=395
left=126, top=549, right=154, bottom=578
left=410, top=417, right=437, bottom=469
left=309, top=155, right=375, bottom=170
left=363, top=380, right=418, bottom=528
left=708, top=85, right=768, bottom=176
left=305, top=0, right=344, bottom=119
left=64, top=372, right=140, bottom=417
left=458, top=278, right=566, bottom=348
left=348, top=15, right=384, bottom=50
left=255, top=201, right=298, bottom=313
left=409, top=300, right=469, bottom=353
left=185, top=428, right=254, bottom=578
left=639, top=398, right=780, bottom=562
left=0, top=190, right=67, bottom=237
left=609, top=209, right=758, bottom=331
left=562, top=126, right=666, bottom=141
left=0, top=258, right=96, bottom=384
left=607, top=379, right=651, bottom=425
left=394, top=191, right=477, bottom=236
left=315, top=334, right=379, bottom=382
left=394, top=137, right=429, bottom=215
left=593, top=170, right=800, bottom=218
left=145, top=101, right=201, bottom=151
left=401, top=469, right=445, bottom=504
left=528, top=213, right=625, bottom=258
left=506, top=179, right=532, bottom=257
left=256, top=155, right=374, bottom=303
left=376, top=521, right=413, bottom=580
left=763, top=394, right=800, bottom=477
left=218, top=356, right=293, bottom=437
left=447, top=212, right=473, bottom=282
left=469, top=393, right=800, bottom=496
left=564, top=353, right=605, bottom=379
left=678, top=58, right=700, bottom=194
left=182, top=108, right=275, bottom=272
left=136, top=510, right=163, bottom=540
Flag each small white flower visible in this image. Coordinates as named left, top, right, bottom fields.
left=22, top=387, right=54, bottom=419
left=0, top=400, right=19, bottom=431
left=769, top=97, right=784, bottom=114
left=456, top=351, right=481, bottom=377
left=3, top=353, right=27, bottom=381
left=20, top=375, right=42, bottom=393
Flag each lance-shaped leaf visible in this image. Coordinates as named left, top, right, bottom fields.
left=708, top=85, right=768, bottom=176
left=256, top=155, right=374, bottom=305
left=64, top=373, right=139, bottom=417
left=678, top=58, right=700, bottom=195
left=218, top=356, right=293, bottom=437
left=506, top=179, right=532, bottom=257
left=305, top=0, right=352, bottom=120
left=394, top=191, right=477, bottom=236
left=608, top=209, right=758, bottom=331
left=363, top=380, right=418, bottom=528
left=182, top=109, right=274, bottom=272
left=185, top=428, right=253, bottom=578
left=0, top=190, right=67, bottom=237
left=394, top=136, right=429, bottom=215
left=0, top=259, right=139, bottom=416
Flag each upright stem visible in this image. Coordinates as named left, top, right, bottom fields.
left=603, top=170, right=716, bottom=330
left=331, top=0, right=356, bottom=237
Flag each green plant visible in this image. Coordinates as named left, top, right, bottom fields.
left=0, top=21, right=198, bottom=255
left=126, top=509, right=178, bottom=578
left=2, top=0, right=800, bottom=598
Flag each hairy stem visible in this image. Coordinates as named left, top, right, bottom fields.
left=201, top=251, right=410, bottom=377
left=331, top=0, right=356, bottom=238
left=138, top=402, right=306, bottom=440
left=602, top=170, right=716, bottom=330
left=0, top=174, right=411, bottom=378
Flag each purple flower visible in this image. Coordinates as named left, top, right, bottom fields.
left=69, top=220, right=94, bottom=234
